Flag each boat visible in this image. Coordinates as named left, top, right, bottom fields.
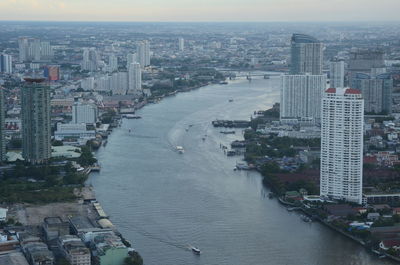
left=219, top=81, right=228, bottom=85
left=226, top=150, right=236, bottom=156
left=191, top=246, right=201, bottom=255
left=220, top=131, right=235, bottom=134
left=300, top=215, right=312, bottom=222
left=268, top=192, right=274, bottom=199
left=228, top=99, right=234, bottom=102
left=103, top=140, right=108, bottom=147
left=125, top=114, right=142, bottom=119
left=176, top=146, right=185, bottom=154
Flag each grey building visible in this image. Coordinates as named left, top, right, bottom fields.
left=352, top=73, right=393, bottom=114
left=21, top=78, right=51, bottom=164
left=290, top=34, right=323, bottom=75
left=348, top=49, right=385, bottom=84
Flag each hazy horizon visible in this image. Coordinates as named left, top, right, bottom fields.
left=1, top=0, right=399, bottom=22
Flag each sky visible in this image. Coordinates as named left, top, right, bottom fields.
left=0, top=0, right=400, bottom=22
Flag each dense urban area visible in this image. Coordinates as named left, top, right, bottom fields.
left=1, top=21, right=400, bottom=264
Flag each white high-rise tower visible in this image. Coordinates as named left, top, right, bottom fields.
left=127, top=62, right=142, bottom=95
left=137, top=41, right=150, bottom=68
left=179, top=38, right=184, bottom=51
left=320, top=87, right=364, bottom=204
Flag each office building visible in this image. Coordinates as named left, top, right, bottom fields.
left=127, top=62, right=142, bottom=95
left=290, top=34, right=323, bottom=75
left=21, top=78, right=51, bottom=164
left=280, top=74, right=326, bottom=122
left=329, top=60, right=344, bottom=88
left=352, top=73, right=392, bottom=114
left=137, top=41, right=150, bottom=67
left=28, top=38, right=41, bottom=61
left=179, top=38, right=184, bottom=51
left=320, top=87, right=364, bottom=204
left=0, top=54, right=12, bottom=74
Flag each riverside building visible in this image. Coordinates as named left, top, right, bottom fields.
left=21, top=78, right=51, bottom=164
left=290, top=34, right=323, bottom=75
left=280, top=74, right=326, bottom=123
left=320, top=87, right=364, bottom=204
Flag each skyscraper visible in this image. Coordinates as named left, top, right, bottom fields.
left=29, top=38, right=41, bottom=61
left=290, top=34, right=323, bottom=75
left=352, top=73, right=392, bottom=114
left=0, top=87, right=5, bottom=162
left=348, top=49, right=385, bottom=84
left=137, top=41, right=150, bottom=68
left=40, top=41, right=53, bottom=60
left=179, top=38, right=185, bottom=51
left=329, top=60, right=344, bottom=88
left=126, top=53, right=137, bottom=68
left=127, top=62, right=142, bottom=95
left=280, top=74, right=326, bottom=122
left=81, top=48, right=99, bottom=72
left=18, top=37, right=29, bottom=62
left=320, top=87, right=364, bottom=204
left=21, top=78, right=51, bottom=164
left=0, top=54, right=12, bottom=74
left=108, top=54, right=118, bottom=72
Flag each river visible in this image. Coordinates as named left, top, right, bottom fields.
left=89, top=76, right=394, bottom=265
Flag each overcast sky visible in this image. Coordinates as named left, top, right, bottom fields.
left=1, top=0, right=399, bottom=22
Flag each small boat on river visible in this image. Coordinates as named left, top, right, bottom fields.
left=191, top=246, right=201, bottom=255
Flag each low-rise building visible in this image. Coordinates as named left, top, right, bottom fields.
left=43, top=217, right=70, bottom=243
left=54, top=123, right=96, bottom=142
left=58, top=235, right=91, bottom=265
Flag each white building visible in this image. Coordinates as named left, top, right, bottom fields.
left=81, top=48, right=99, bottom=72
left=126, top=53, right=137, bottom=68
left=320, top=87, right=364, bottom=204
left=80, top=77, right=95, bottom=91
left=54, top=123, right=96, bottom=141
left=127, top=62, right=142, bottom=95
left=280, top=74, right=326, bottom=123
left=137, top=41, right=150, bottom=67
left=72, top=102, right=97, bottom=124
left=329, top=60, right=345, bottom=88
left=108, top=54, right=118, bottom=72
left=18, top=37, right=29, bottom=62
left=178, top=38, right=184, bottom=51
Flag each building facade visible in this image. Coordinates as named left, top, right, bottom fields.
left=352, top=73, right=392, bottom=114
left=280, top=74, right=326, bottom=122
left=72, top=101, right=98, bottom=124
left=0, top=88, right=4, bottom=162
left=136, top=41, right=150, bottom=67
left=329, top=60, right=344, bottom=88
left=127, top=62, right=142, bottom=95
left=0, top=54, right=12, bottom=74
left=320, top=88, right=364, bottom=204
left=21, top=79, right=51, bottom=164
left=290, top=34, right=323, bottom=75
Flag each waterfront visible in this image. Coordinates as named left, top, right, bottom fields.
left=89, top=77, right=393, bottom=265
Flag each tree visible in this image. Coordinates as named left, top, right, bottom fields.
left=124, top=251, right=143, bottom=265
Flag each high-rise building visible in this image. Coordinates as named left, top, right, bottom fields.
left=0, top=54, right=12, bottom=74
left=0, top=87, right=5, bottom=162
left=72, top=100, right=98, bottom=125
left=320, top=87, right=364, bottom=204
left=18, top=37, right=29, bottom=62
left=80, top=77, right=95, bottom=91
left=280, top=74, right=326, bottom=122
left=348, top=49, right=385, bottom=84
left=108, top=54, right=118, bottom=72
left=179, top=38, right=185, bottom=51
left=81, top=48, right=99, bottom=72
left=127, top=62, right=142, bottom=95
left=29, top=38, right=41, bottom=61
left=21, top=78, right=51, bottom=164
left=110, top=71, right=128, bottom=95
left=40, top=41, right=53, bottom=60
left=329, top=60, right=344, bottom=88
left=290, top=34, right=323, bottom=75
left=352, top=73, right=393, bottom=114
left=126, top=53, right=137, bottom=68
left=137, top=41, right=150, bottom=68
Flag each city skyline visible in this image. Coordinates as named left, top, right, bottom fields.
left=0, top=0, right=400, bottom=22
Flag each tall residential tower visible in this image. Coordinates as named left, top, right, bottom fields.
left=320, top=88, right=364, bottom=204
left=290, top=34, right=323, bottom=75
left=21, top=78, right=51, bottom=164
